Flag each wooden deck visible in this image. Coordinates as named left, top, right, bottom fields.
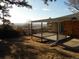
left=64, top=38, right=79, bottom=47
left=33, top=32, right=70, bottom=41
left=33, top=32, right=56, bottom=37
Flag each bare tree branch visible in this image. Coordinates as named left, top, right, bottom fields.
left=43, top=0, right=56, bottom=5
left=5, top=0, right=32, bottom=8
left=67, top=0, right=79, bottom=11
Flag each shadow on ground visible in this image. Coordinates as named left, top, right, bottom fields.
left=62, top=44, right=79, bottom=52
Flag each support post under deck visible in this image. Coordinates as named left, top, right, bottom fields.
left=57, top=22, right=60, bottom=41
left=41, top=22, right=43, bottom=42
left=30, top=21, right=32, bottom=39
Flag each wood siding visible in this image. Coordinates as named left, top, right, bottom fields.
left=62, top=21, right=72, bottom=36
left=47, top=20, right=79, bottom=38
left=73, top=21, right=79, bottom=38
left=62, top=21, right=79, bottom=38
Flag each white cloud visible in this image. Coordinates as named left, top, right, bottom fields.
left=42, top=8, right=50, bottom=11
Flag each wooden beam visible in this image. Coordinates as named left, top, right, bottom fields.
left=41, top=22, right=43, bottom=42
left=30, top=21, right=32, bottom=39
left=57, top=22, right=60, bottom=40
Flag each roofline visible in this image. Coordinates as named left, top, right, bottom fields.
left=31, top=12, right=79, bottom=22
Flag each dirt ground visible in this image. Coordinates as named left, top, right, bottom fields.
left=1, top=36, right=79, bottom=59
left=18, top=36, right=79, bottom=59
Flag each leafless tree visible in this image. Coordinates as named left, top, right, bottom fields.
left=64, top=0, right=79, bottom=13
left=43, top=0, right=79, bottom=13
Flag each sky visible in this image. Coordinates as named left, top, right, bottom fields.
left=4, top=0, right=73, bottom=23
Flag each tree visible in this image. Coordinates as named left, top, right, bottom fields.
left=64, top=0, right=79, bottom=13
left=67, top=0, right=79, bottom=10
left=0, top=0, right=32, bottom=25
left=43, top=0, right=79, bottom=13
left=0, top=0, right=33, bottom=40
left=44, top=0, right=79, bottom=13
